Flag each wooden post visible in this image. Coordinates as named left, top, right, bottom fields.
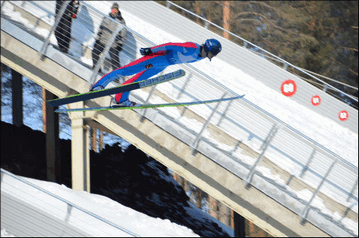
left=43, top=89, right=61, bottom=183
left=219, top=204, right=231, bottom=227
left=11, top=68, right=23, bottom=127
left=99, top=130, right=104, bottom=151
left=223, top=1, right=231, bottom=39
left=0, top=63, right=3, bottom=117
left=195, top=1, right=201, bottom=25
left=209, top=196, right=219, bottom=219
left=196, top=188, right=202, bottom=209
left=42, top=88, right=46, bottom=132
left=90, top=126, right=97, bottom=152
left=182, top=176, right=188, bottom=192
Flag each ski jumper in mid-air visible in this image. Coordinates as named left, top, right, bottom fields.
left=90, top=39, right=222, bottom=107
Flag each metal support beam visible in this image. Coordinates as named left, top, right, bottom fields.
left=283, top=63, right=288, bottom=70
left=300, top=148, right=316, bottom=178
left=205, top=21, right=209, bottom=29
left=216, top=97, right=233, bottom=126
left=300, top=159, right=337, bottom=224
left=140, top=71, right=166, bottom=121
left=140, top=83, right=157, bottom=122
left=11, top=68, right=23, bottom=127
left=44, top=90, right=61, bottom=183
left=70, top=101, right=90, bottom=192
left=192, top=92, right=227, bottom=152
left=176, top=72, right=192, bottom=99
left=347, top=178, right=358, bottom=202
left=259, top=123, right=278, bottom=151
left=245, top=123, right=281, bottom=186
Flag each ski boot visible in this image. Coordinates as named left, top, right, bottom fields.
left=89, top=85, right=104, bottom=92
left=110, top=98, right=140, bottom=108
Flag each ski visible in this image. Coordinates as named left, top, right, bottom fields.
left=55, top=95, right=245, bottom=113
left=47, top=69, right=186, bottom=107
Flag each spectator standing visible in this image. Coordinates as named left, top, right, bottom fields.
left=55, top=0, right=80, bottom=53
left=92, top=3, right=127, bottom=73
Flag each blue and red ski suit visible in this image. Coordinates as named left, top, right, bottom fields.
left=92, top=42, right=204, bottom=103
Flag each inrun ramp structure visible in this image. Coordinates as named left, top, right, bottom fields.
left=1, top=1, right=357, bottom=237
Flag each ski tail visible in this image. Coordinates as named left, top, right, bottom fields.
left=47, top=69, right=185, bottom=107
left=55, top=95, right=245, bottom=113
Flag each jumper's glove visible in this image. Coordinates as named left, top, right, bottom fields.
left=72, top=0, right=79, bottom=18
left=140, top=47, right=152, bottom=56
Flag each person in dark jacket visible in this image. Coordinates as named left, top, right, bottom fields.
left=55, top=0, right=80, bottom=53
left=92, top=3, right=127, bottom=72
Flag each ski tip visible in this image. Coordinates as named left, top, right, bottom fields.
left=232, top=94, right=245, bottom=100
left=55, top=109, right=67, bottom=114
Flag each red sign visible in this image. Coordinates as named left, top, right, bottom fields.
left=338, top=110, right=349, bottom=121
left=281, top=80, right=297, bottom=97
left=311, top=95, right=321, bottom=106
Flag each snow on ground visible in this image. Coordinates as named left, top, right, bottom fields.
left=1, top=229, right=15, bottom=237
left=1, top=170, right=200, bottom=237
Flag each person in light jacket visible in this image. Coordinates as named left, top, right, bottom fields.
left=92, top=3, right=127, bottom=72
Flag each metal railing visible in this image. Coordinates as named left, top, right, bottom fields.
left=1, top=168, right=138, bottom=237
left=165, top=0, right=358, bottom=106
left=1, top=1, right=357, bottom=236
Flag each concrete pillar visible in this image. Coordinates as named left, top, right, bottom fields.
left=70, top=101, right=90, bottom=192
left=11, top=68, right=23, bottom=127
left=43, top=89, right=61, bottom=183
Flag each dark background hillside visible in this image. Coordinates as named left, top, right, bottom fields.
left=1, top=121, right=230, bottom=237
